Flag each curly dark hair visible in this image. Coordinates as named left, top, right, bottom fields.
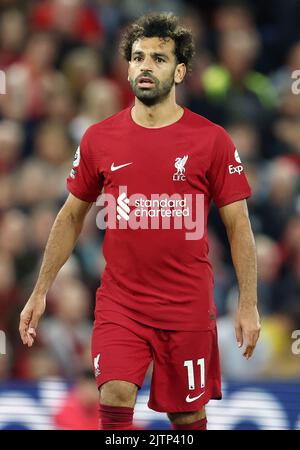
left=119, top=12, right=195, bottom=75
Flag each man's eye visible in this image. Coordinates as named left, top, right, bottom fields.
left=134, top=56, right=142, bottom=61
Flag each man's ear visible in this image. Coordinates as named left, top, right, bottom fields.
left=174, top=63, right=186, bottom=84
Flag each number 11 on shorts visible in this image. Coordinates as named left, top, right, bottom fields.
left=184, top=358, right=205, bottom=391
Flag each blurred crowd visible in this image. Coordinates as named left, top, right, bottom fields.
left=1, top=0, right=300, bottom=408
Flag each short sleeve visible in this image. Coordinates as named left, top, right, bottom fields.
left=207, top=126, right=252, bottom=208
left=66, top=130, right=103, bottom=202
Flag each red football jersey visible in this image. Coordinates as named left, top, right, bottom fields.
left=67, top=106, right=251, bottom=331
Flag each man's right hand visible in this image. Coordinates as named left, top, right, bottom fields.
left=19, top=294, right=46, bottom=347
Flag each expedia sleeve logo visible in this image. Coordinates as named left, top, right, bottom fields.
left=228, top=148, right=244, bottom=175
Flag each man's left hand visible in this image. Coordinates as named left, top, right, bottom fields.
left=234, top=304, right=261, bottom=359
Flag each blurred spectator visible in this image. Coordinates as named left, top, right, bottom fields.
left=0, top=8, right=26, bottom=68
left=0, top=174, right=16, bottom=210
left=27, top=204, right=57, bottom=256
left=258, top=157, right=299, bottom=240
left=53, top=370, right=99, bottom=430
left=43, top=77, right=75, bottom=124
left=30, top=0, right=103, bottom=46
left=69, top=78, right=121, bottom=143
left=201, top=29, right=277, bottom=125
left=272, top=250, right=300, bottom=318
left=282, top=214, right=300, bottom=262
left=226, top=120, right=261, bottom=162
left=62, top=47, right=102, bottom=99
left=0, top=120, right=24, bottom=173
left=213, top=3, right=254, bottom=32
left=0, top=32, right=59, bottom=120
left=0, top=210, right=28, bottom=260
left=15, top=160, right=63, bottom=207
left=22, top=346, right=61, bottom=381
left=34, top=120, right=72, bottom=165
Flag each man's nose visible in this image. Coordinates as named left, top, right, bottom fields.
left=140, top=56, right=154, bottom=72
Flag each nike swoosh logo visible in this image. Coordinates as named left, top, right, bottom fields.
left=111, top=162, right=133, bottom=171
left=185, top=392, right=205, bottom=403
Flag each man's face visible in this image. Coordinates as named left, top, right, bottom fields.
left=128, top=37, right=183, bottom=106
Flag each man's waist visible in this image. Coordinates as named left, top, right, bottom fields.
left=99, top=266, right=213, bottom=300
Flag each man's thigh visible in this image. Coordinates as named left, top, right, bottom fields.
left=91, top=310, right=152, bottom=391
left=148, top=326, right=222, bottom=413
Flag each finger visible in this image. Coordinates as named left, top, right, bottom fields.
left=28, top=312, right=41, bottom=333
left=20, top=326, right=30, bottom=345
left=243, top=345, right=254, bottom=359
left=19, top=316, right=31, bottom=345
left=26, top=313, right=41, bottom=347
left=28, top=328, right=36, bottom=337
left=245, top=330, right=260, bottom=348
left=26, top=332, right=34, bottom=347
left=26, top=328, right=36, bottom=347
left=235, top=325, right=243, bottom=348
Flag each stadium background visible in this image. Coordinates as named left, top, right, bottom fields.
left=0, top=0, right=300, bottom=430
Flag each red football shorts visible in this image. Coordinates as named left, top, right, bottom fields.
left=91, top=310, right=222, bottom=412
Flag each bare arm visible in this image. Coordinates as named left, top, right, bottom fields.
left=219, top=199, right=260, bottom=359
left=19, top=193, right=92, bottom=347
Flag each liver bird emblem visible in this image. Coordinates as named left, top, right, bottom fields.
left=174, top=155, right=189, bottom=175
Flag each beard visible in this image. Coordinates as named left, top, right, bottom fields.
left=129, top=70, right=175, bottom=106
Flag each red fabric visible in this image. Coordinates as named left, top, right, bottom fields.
left=67, top=106, right=251, bottom=331
left=171, top=418, right=207, bottom=430
left=92, top=310, right=222, bottom=412
left=54, top=390, right=99, bottom=430
left=99, top=404, right=134, bottom=430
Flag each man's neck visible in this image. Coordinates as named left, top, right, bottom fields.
left=131, top=96, right=184, bottom=128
